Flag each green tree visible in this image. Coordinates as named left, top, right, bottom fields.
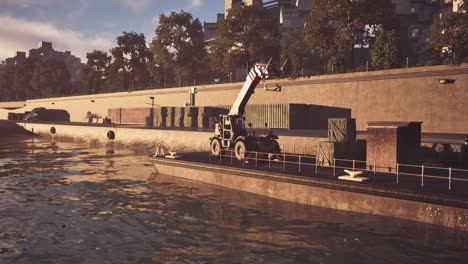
left=109, top=32, right=153, bottom=91
left=304, top=0, right=395, bottom=72
left=370, top=28, right=400, bottom=69
left=12, top=57, right=38, bottom=100
left=280, top=29, right=318, bottom=78
left=81, top=50, right=111, bottom=94
left=0, top=62, right=15, bottom=101
left=151, top=11, right=206, bottom=87
left=427, top=10, right=468, bottom=64
left=209, top=4, right=279, bottom=79
left=30, top=58, right=73, bottom=98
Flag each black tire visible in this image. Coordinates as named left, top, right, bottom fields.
left=234, top=140, right=247, bottom=160
left=210, top=138, right=222, bottom=156
left=107, top=130, right=115, bottom=140
left=271, top=140, right=281, bottom=153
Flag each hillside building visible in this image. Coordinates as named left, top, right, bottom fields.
left=4, top=41, right=82, bottom=82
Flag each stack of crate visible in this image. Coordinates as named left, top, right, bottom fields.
left=317, top=118, right=357, bottom=166
left=184, top=107, right=198, bottom=128
left=165, top=107, right=175, bottom=128
left=153, top=107, right=164, bottom=128
left=197, top=107, right=213, bottom=128
left=173, top=107, right=185, bottom=128
left=153, top=107, right=167, bottom=128
left=197, top=107, right=229, bottom=128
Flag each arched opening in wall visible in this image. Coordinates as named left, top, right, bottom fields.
left=107, top=130, right=116, bottom=140
left=50, top=127, right=56, bottom=134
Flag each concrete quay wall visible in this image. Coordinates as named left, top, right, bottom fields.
left=18, top=123, right=327, bottom=154
left=2, top=64, right=468, bottom=134
left=153, top=159, right=468, bottom=231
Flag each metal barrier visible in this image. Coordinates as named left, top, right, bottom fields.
left=208, top=149, right=468, bottom=191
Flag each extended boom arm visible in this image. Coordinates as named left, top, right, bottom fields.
left=228, top=62, right=270, bottom=116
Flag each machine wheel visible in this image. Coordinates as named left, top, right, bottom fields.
left=234, top=140, right=247, bottom=160
left=210, top=138, right=222, bottom=156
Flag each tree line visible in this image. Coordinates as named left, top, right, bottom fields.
left=1, top=0, right=467, bottom=101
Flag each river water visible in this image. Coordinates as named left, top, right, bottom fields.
left=0, top=138, right=467, bottom=263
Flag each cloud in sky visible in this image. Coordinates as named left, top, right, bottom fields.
left=0, top=0, right=64, bottom=11
left=0, top=15, right=115, bottom=61
left=187, top=0, right=202, bottom=10
left=115, top=0, right=153, bottom=12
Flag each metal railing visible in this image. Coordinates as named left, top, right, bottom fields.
left=208, top=149, right=468, bottom=191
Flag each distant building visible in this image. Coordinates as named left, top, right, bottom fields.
left=203, top=13, right=225, bottom=42
left=223, top=0, right=309, bottom=32
left=392, top=0, right=453, bottom=64
left=4, top=41, right=82, bottom=82
left=206, top=0, right=457, bottom=69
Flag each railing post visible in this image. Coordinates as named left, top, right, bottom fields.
left=269, top=154, right=271, bottom=169
left=396, top=163, right=399, bottom=184
left=230, top=149, right=233, bottom=164
left=333, top=158, right=336, bottom=177
left=373, top=161, right=376, bottom=180
left=299, top=155, right=302, bottom=173
left=283, top=154, right=286, bottom=171
left=352, top=160, right=355, bottom=171
left=255, top=152, right=258, bottom=169
left=421, top=165, right=424, bottom=187
left=449, top=167, right=452, bottom=190
left=315, top=157, right=318, bottom=175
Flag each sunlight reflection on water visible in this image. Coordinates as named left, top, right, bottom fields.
left=0, top=138, right=467, bottom=263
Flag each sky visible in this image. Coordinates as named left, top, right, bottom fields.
left=0, top=0, right=225, bottom=62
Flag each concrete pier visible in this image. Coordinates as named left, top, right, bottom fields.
left=153, top=158, right=468, bottom=231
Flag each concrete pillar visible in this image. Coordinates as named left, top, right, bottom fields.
left=366, top=122, right=422, bottom=172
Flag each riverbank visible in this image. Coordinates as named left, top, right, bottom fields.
left=15, top=122, right=330, bottom=154
left=12, top=121, right=467, bottom=154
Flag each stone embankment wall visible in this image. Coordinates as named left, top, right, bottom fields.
left=2, top=64, right=467, bottom=134
left=18, top=123, right=327, bottom=154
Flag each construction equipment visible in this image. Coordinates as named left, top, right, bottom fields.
left=210, top=61, right=281, bottom=160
